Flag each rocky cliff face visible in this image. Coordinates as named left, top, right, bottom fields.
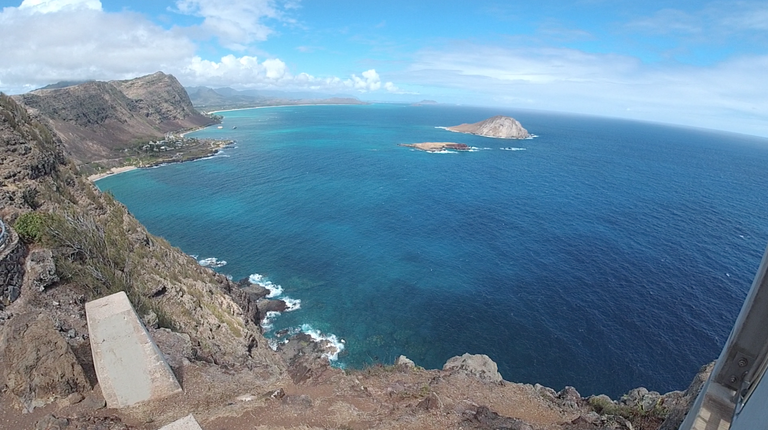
left=447, top=115, right=531, bottom=139
left=13, top=72, right=213, bottom=163
left=0, top=93, right=284, bottom=413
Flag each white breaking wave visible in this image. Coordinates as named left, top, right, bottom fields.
left=500, top=147, right=527, bottom=151
left=248, top=273, right=284, bottom=298
left=300, top=324, right=345, bottom=362
left=261, top=310, right=281, bottom=331
left=283, top=297, right=302, bottom=311
left=198, top=257, right=227, bottom=268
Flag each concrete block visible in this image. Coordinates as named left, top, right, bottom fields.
left=86, top=291, right=181, bottom=408
left=160, top=414, right=202, bottom=430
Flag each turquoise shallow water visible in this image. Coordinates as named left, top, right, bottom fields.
left=97, top=104, right=768, bottom=397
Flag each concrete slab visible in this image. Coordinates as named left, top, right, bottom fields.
left=160, top=414, right=202, bottom=430
left=86, top=291, right=181, bottom=408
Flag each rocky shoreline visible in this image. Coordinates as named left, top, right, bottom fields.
left=399, top=141, right=472, bottom=152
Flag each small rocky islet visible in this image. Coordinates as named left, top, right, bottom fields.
left=447, top=115, right=531, bottom=139
left=401, top=115, right=531, bottom=152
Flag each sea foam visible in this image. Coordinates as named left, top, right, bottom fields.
left=248, top=273, right=284, bottom=298
left=198, top=257, right=227, bottom=268
left=299, top=324, right=345, bottom=362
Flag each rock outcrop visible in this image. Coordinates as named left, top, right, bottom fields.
left=0, top=312, right=90, bottom=412
left=443, top=353, right=504, bottom=384
left=447, top=115, right=531, bottom=139
left=14, top=72, right=214, bottom=163
left=399, top=142, right=471, bottom=152
left=0, top=227, right=25, bottom=307
left=23, top=248, right=58, bottom=292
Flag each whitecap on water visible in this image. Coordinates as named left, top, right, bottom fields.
left=248, top=273, right=284, bottom=297
left=261, top=310, right=281, bottom=331
left=299, top=324, right=345, bottom=362
left=198, top=257, right=227, bottom=268
left=282, top=297, right=301, bottom=311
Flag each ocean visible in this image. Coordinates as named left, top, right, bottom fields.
left=96, top=104, right=768, bottom=398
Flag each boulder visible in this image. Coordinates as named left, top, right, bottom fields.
left=443, top=353, right=504, bottom=384
left=256, top=298, right=288, bottom=321
left=0, top=312, right=90, bottom=412
left=149, top=327, right=194, bottom=370
left=557, top=386, right=583, bottom=410
left=461, top=405, right=532, bottom=429
left=396, top=355, right=415, bottom=368
left=24, top=248, right=58, bottom=292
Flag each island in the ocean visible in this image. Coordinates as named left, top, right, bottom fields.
left=399, top=142, right=471, bottom=152
left=446, top=115, right=531, bottom=139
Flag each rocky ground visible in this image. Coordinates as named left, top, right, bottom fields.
left=0, top=272, right=712, bottom=430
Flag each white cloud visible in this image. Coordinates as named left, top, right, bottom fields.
left=19, top=0, right=100, bottom=13
left=174, top=55, right=401, bottom=94
left=625, top=1, right=768, bottom=36
left=402, top=43, right=768, bottom=136
left=173, top=0, right=289, bottom=50
left=0, top=2, right=400, bottom=96
left=0, top=3, right=196, bottom=93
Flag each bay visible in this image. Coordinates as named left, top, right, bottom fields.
left=97, top=104, right=768, bottom=397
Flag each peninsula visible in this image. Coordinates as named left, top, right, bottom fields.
left=399, top=142, right=471, bottom=152
left=447, top=115, right=531, bottom=139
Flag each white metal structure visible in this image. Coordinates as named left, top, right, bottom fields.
left=682, top=242, right=768, bottom=429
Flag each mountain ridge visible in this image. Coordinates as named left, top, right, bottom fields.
left=13, top=72, right=215, bottom=163
left=186, top=85, right=368, bottom=111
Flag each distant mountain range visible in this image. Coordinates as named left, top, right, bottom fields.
left=185, top=86, right=368, bottom=111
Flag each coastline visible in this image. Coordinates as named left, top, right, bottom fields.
left=180, top=124, right=213, bottom=137
left=87, top=165, right=138, bottom=182
left=209, top=103, right=361, bottom=115
left=86, top=137, right=232, bottom=183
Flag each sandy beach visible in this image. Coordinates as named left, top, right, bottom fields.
left=180, top=124, right=212, bottom=137
left=87, top=165, right=137, bottom=182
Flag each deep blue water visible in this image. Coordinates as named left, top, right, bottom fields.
left=97, top=104, right=768, bottom=398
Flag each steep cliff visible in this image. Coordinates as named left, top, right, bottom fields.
left=13, top=72, right=213, bottom=163
left=0, top=93, right=285, bottom=414
left=447, top=115, right=531, bottom=139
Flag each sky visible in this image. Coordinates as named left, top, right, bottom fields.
left=1, top=0, right=767, bottom=137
